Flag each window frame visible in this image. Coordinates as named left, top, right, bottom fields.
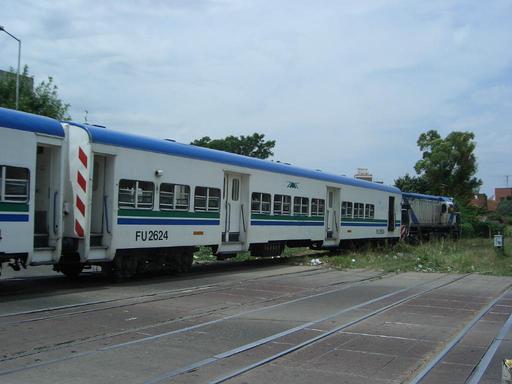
left=231, top=179, right=240, bottom=201
left=341, top=201, right=353, bottom=218
left=194, top=186, right=221, bottom=212
left=251, top=192, right=271, bottom=214
left=354, top=202, right=365, bottom=218
left=0, top=165, right=30, bottom=203
left=273, top=194, right=291, bottom=215
left=293, top=196, right=309, bottom=216
left=311, top=198, right=325, bottom=217
left=118, top=179, right=154, bottom=210
left=159, top=183, right=190, bottom=211
left=364, top=203, right=375, bottom=219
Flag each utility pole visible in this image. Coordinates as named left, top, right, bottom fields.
left=0, top=26, right=21, bottom=110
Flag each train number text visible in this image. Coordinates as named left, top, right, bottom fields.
left=135, top=230, right=168, bottom=242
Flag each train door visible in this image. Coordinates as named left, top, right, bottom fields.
left=90, top=156, right=106, bottom=246
left=32, top=144, right=63, bottom=263
left=325, top=187, right=340, bottom=240
left=0, top=164, right=31, bottom=258
left=88, top=154, right=113, bottom=256
left=387, top=196, right=396, bottom=232
left=222, top=172, right=245, bottom=243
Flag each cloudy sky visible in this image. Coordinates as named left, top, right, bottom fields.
left=1, top=0, right=511, bottom=196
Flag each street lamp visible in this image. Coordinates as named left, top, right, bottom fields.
left=0, top=26, right=21, bottom=110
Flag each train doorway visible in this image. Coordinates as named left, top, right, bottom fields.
left=89, top=154, right=113, bottom=249
left=222, top=172, right=246, bottom=243
left=325, top=187, right=340, bottom=240
left=34, top=144, right=61, bottom=250
left=388, top=196, right=396, bottom=232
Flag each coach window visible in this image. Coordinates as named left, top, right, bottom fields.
left=293, top=197, right=309, bottom=216
left=341, top=201, right=353, bottom=218
left=175, top=185, right=190, bottom=210
left=311, top=198, right=325, bottom=216
left=160, top=183, right=190, bottom=211
left=274, top=194, right=291, bottom=215
left=364, top=204, right=375, bottom=219
left=251, top=192, right=271, bottom=214
left=118, top=179, right=154, bottom=209
left=231, top=179, right=239, bottom=201
left=354, top=203, right=364, bottom=218
left=0, top=166, right=30, bottom=203
left=194, top=187, right=221, bottom=212
left=93, top=161, right=99, bottom=192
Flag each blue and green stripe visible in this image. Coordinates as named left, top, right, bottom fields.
left=251, top=213, right=324, bottom=227
left=117, top=209, right=220, bottom=225
left=341, top=218, right=401, bottom=227
left=0, top=202, right=29, bottom=222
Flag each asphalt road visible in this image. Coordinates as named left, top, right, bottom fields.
left=0, top=260, right=511, bottom=384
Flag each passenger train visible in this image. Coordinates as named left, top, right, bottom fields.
left=0, top=108, right=458, bottom=278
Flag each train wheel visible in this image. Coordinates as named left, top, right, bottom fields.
left=112, top=254, right=138, bottom=280
left=60, top=263, right=84, bottom=279
left=179, top=250, right=194, bottom=273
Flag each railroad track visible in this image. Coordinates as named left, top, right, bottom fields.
left=0, top=268, right=385, bottom=364
left=2, top=272, right=510, bottom=384
left=143, top=273, right=471, bottom=384
left=0, top=254, right=318, bottom=298
left=0, top=273, right=466, bottom=381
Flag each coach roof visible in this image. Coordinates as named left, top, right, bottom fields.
left=0, top=107, right=65, bottom=137
left=402, top=192, right=453, bottom=202
left=68, top=121, right=400, bottom=194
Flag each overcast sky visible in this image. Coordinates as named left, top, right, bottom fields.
left=1, top=0, right=511, bottom=196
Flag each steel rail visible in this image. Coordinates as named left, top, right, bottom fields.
left=409, top=286, right=512, bottom=384
left=208, top=274, right=470, bottom=384
left=0, top=271, right=388, bottom=376
left=0, top=264, right=333, bottom=320
left=0, top=270, right=381, bottom=364
left=143, top=274, right=467, bottom=384
left=465, top=298, right=512, bottom=384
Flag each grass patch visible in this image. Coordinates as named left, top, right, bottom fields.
left=304, top=238, right=512, bottom=276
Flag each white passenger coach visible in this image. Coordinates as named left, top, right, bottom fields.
left=0, top=107, right=402, bottom=278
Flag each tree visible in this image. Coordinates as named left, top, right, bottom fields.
left=413, top=130, right=482, bottom=204
left=394, top=173, right=429, bottom=194
left=497, top=198, right=512, bottom=217
left=0, top=65, right=70, bottom=120
left=191, top=133, right=275, bottom=159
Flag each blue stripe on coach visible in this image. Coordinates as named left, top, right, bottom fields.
left=0, top=214, right=29, bottom=222
left=340, top=222, right=388, bottom=227
left=251, top=220, right=324, bottom=226
left=117, top=218, right=220, bottom=225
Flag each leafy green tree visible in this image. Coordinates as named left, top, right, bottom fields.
left=413, top=130, right=481, bottom=203
left=191, top=133, right=275, bottom=159
left=0, top=65, right=70, bottom=120
left=394, top=173, right=429, bottom=194
left=497, top=198, right=512, bottom=217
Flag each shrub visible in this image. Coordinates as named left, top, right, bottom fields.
left=460, top=222, right=475, bottom=238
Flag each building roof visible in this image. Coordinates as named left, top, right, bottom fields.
left=0, top=107, right=65, bottom=137
left=68, top=121, right=401, bottom=194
